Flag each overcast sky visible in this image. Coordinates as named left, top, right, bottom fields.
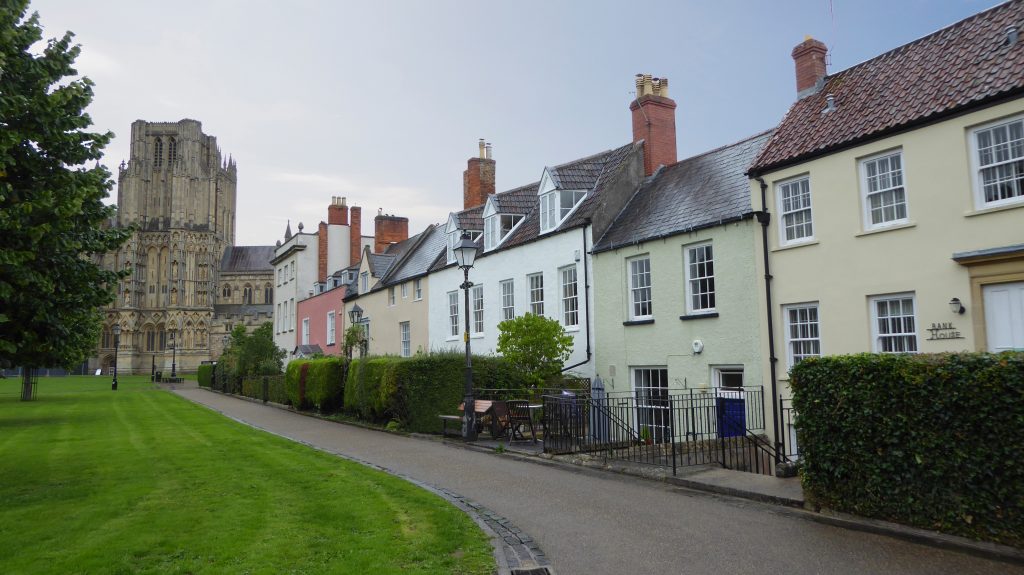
left=33, top=0, right=999, bottom=246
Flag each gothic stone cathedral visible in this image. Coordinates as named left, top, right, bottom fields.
left=92, top=120, right=274, bottom=375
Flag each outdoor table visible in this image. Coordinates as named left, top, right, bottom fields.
left=458, top=400, right=499, bottom=437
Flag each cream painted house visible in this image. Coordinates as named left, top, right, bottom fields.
left=748, top=2, right=1024, bottom=422
left=343, top=226, right=444, bottom=357
left=593, top=131, right=772, bottom=401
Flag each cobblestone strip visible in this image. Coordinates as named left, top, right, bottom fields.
left=188, top=398, right=552, bottom=575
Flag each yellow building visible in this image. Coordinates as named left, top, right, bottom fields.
left=748, top=0, right=1024, bottom=431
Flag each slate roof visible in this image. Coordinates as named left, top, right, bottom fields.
left=213, top=303, right=273, bottom=316
left=751, top=0, right=1024, bottom=173
left=220, top=246, right=275, bottom=272
left=595, top=131, right=773, bottom=253
left=367, top=253, right=397, bottom=279
left=491, top=182, right=539, bottom=215
left=452, top=205, right=485, bottom=231
left=386, top=225, right=446, bottom=284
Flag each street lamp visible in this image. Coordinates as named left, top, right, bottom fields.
left=111, top=325, right=121, bottom=391
left=453, top=230, right=479, bottom=441
left=170, top=331, right=177, bottom=379
left=348, top=304, right=367, bottom=357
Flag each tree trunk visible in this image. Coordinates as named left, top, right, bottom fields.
left=20, top=368, right=34, bottom=401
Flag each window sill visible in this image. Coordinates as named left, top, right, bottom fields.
left=564, top=326, right=581, bottom=333
left=855, top=221, right=916, bottom=237
left=965, top=201, right=1024, bottom=218
left=680, top=312, right=719, bottom=321
left=772, top=239, right=819, bottom=253
left=623, top=319, right=654, bottom=326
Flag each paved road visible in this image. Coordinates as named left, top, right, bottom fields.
left=172, top=386, right=1018, bottom=575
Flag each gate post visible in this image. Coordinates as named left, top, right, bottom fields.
left=262, top=376, right=269, bottom=404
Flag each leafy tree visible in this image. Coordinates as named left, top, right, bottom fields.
left=496, top=313, right=573, bottom=387
left=222, top=323, right=283, bottom=378
left=343, top=324, right=367, bottom=359
left=0, top=2, right=131, bottom=400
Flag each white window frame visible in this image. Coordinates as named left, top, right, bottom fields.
left=783, top=303, right=820, bottom=368
left=528, top=273, right=544, bottom=316
left=540, top=192, right=558, bottom=233
left=776, top=176, right=814, bottom=245
left=388, top=287, right=396, bottom=306
left=471, top=284, right=484, bottom=335
left=360, top=272, right=368, bottom=293
left=628, top=256, right=652, bottom=320
left=448, top=291, right=459, bottom=338
left=414, top=278, right=422, bottom=300
left=401, top=283, right=408, bottom=299
left=400, top=321, right=411, bottom=357
left=631, top=366, right=670, bottom=443
left=289, top=299, right=295, bottom=332
left=301, top=317, right=310, bottom=345
left=712, top=365, right=744, bottom=389
left=970, top=114, right=1024, bottom=210
left=327, top=311, right=336, bottom=345
left=500, top=279, right=515, bottom=321
left=860, top=150, right=909, bottom=229
left=560, top=265, right=579, bottom=328
left=870, top=293, right=919, bottom=353
left=684, top=243, right=715, bottom=313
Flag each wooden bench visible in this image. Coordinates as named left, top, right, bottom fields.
left=438, top=415, right=462, bottom=437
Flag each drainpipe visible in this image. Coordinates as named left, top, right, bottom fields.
left=561, top=223, right=593, bottom=373
left=755, top=176, right=782, bottom=463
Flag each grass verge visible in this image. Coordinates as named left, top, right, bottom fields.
left=0, top=376, right=493, bottom=574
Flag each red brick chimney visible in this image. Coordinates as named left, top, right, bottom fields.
left=630, top=74, right=677, bottom=176
left=374, top=210, right=409, bottom=253
left=349, top=206, right=362, bottom=264
left=318, top=221, right=328, bottom=283
left=792, top=37, right=828, bottom=96
left=463, top=139, right=495, bottom=209
left=327, top=196, right=348, bottom=225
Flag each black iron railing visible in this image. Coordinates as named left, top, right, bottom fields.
left=542, top=387, right=776, bottom=476
left=780, top=397, right=799, bottom=461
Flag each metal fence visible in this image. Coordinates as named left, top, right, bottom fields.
left=780, top=397, right=799, bottom=461
left=542, top=387, right=776, bottom=476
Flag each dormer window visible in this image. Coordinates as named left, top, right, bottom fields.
left=538, top=168, right=586, bottom=234
left=484, top=214, right=524, bottom=251
left=447, top=229, right=482, bottom=263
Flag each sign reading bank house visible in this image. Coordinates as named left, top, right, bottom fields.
left=93, top=119, right=274, bottom=375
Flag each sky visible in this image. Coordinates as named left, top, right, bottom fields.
left=31, top=0, right=1001, bottom=246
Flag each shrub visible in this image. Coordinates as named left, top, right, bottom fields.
left=344, top=357, right=396, bottom=421
left=240, top=375, right=288, bottom=405
left=496, top=313, right=573, bottom=387
left=285, top=360, right=308, bottom=409
left=791, top=352, right=1024, bottom=547
left=305, top=357, right=347, bottom=412
left=197, top=364, right=213, bottom=388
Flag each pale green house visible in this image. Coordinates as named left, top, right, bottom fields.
left=591, top=130, right=771, bottom=403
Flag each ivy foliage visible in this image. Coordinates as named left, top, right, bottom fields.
left=0, top=2, right=131, bottom=373
left=791, top=352, right=1024, bottom=547
left=496, top=313, right=574, bottom=387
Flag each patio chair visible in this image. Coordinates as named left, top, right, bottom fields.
left=489, top=400, right=511, bottom=439
left=507, top=400, right=537, bottom=443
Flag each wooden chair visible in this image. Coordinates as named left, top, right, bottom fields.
left=507, top=400, right=537, bottom=443
left=489, top=400, right=511, bottom=439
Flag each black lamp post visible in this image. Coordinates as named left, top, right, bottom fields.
left=453, top=230, right=479, bottom=441
left=111, top=325, right=121, bottom=391
left=170, top=331, right=177, bottom=379
left=151, top=354, right=156, bottom=382
left=348, top=304, right=363, bottom=358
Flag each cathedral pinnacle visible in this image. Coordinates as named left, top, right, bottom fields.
left=284, top=219, right=293, bottom=240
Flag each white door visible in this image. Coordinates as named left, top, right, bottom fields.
left=984, top=281, right=1024, bottom=352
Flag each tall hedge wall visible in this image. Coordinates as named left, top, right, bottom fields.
left=791, top=352, right=1024, bottom=547
left=285, top=358, right=347, bottom=411
left=197, top=364, right=213, bottom=388
left=240, top=375, right=288, bottom=405
left=344, top=352, right=531, bottom=432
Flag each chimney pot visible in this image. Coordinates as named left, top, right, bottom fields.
left=463, top=139, right=496, bottom=209
left=792, top=37, right=828, bottom=97
left=630, top=73, right=677, bottom=176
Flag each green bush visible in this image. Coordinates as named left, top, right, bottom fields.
left=240, top=375, right=288, bottom=405
left=345, top=357, right=396, bottom=421
left=285, top=360, right=308, bottom=409
left=791, top=352, right=1024, bottom=547
left=305, top=357, right=347, bottom=412
left=197, top=364, right=213, bottom=388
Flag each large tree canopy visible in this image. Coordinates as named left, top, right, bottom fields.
left=0, top=1, right=130, bottom=377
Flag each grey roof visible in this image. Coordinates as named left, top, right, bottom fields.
left=220, top=246, right=276, bottom=272
left=213, top=303, right=273, bottom=316
left=367, top=253, right=397, bottom=278
left=594, top=131, right=773, bottom=253
left=293, top=344, right=323, bottom=356
left=386, top=225, right=446, bottom=284
left=491, top=182, right=539, bottom=215
left=452, top=205, right=485, bottom=231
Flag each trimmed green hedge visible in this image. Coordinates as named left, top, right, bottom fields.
left=240, top=375, right=288, bottom=405
left=791, top=352, right=1024, bottom=547
left=197, top=364, right=213, bottom=388
left=345, top=352, right=531, bottom=432
left=285, top=358, right=346, bottom=411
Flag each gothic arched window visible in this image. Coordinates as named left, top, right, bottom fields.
left=243, top=285, right=253, bottom=305
left=154, top=138, right=163, bottom=168
left=264, top=284, right=273, bottom=304
left=168, top=138, right=177, bottom=166
left=222, top=284, right=231, bottom=299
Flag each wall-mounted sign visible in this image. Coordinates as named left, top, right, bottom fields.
left=926, top=322, right=964, bottom=341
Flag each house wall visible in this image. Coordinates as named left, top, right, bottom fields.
left=593, top=220, right=763, bottom=394
left=272, top=233, right=318, bottom=357
left=427, top=227, right=595, bottom=378
left=295, top=286, right=347, bottom=357
left=344, top=276, right=430, bottom=357
left=752, top=98, right=1024, bottom=395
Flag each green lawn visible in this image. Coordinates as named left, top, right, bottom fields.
left=0, top=376, right=493, bottom=574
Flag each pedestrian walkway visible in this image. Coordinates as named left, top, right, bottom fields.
left=171, top=385, right=1022, bottom=575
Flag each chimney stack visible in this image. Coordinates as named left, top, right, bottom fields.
left=374, top=211, right=409, bottom=253
left=349, top=206, right=362, bottom=264
left=630, top=74, right=677, bottom=176
left=792, top=36, right=828, bottom=97
left=327, top=196, right=348, bottom=225
left=463, top=138, right=496, bottom=209
left=318, top=221, right=328, bottom=283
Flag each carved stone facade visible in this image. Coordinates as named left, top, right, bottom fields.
left=93, top=120, right=273, bottom=375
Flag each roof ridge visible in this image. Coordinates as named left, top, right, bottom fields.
left=381, top=224, right=436, bottom=284
left=670, top=128, right=775, bottom=168
left=823, top=0, right=1018, bottom=82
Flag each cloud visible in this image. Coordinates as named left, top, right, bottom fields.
left=74, top=48, right=122, bottom=78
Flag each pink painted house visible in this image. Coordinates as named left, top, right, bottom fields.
left=294, top=270, right=353, bottom=357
